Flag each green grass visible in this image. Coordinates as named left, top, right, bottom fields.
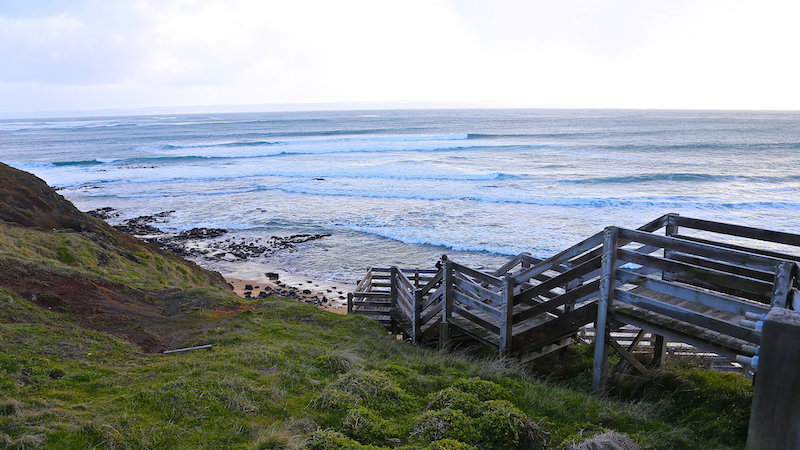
left=0, top=223, right=223, bottom=291
left=0, top=286, right=753, bottom=450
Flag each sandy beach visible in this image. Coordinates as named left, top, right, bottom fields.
left=224, top=268, right=354, bottom=314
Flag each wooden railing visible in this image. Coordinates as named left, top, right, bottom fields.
left=351, top=214, right=800, bottom=390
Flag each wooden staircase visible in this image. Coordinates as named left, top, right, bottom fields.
left=351, top=214, right=800, bottom=391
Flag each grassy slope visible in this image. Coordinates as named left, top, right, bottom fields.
left=0, top=285, right=752, bottom=450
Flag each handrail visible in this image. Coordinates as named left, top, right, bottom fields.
left=618, top=228, right=788, bottom=272
left=419, top=270, right=443, bottom=297
left=512, top=231, right=605, bottom=284
left=668, top=215, right=800, bottom=249
left=452, top=262, right=504, bottom=287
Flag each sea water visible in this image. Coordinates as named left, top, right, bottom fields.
left=2, top=109, right=799, bottom=282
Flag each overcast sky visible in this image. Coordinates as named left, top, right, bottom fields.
left=1, top=0, right=798, bottom=114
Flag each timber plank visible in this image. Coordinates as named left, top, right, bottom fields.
left=615, top=290, right=760, bottom=344
left=452, top=305, right=501, bottom=335
left=452, top=290, right=502, bottom=319
left=618, top=248, right=774, bottom=301
left=511, top=303, right=598, bottom=350
left=618, top=228, right=783, bottom=273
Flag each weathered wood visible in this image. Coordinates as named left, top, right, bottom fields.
left=593, top=227, right=618, bottom=394
left=421, top=302, right=443, bottom=325
left=640, top=214, right=671, bottom=233
left=350, top=301, right=391, bottom=308
left=512, top=303, right=598, bottom=349
left=347, top=292, right=353, bottom=314
left=452, top=290, right=502, bottom=319
left=390, top=267, right=398, bottom=333
left=513, top=231, right=605, bottom=284
left=609, top=340, right=648, bottom=375
left=396, top=269, right=416, bottom=292
left=420, top=317, right=441, bottom=343
left=618, top=248, right=774, bottom=302
left=352, top=291, right=391, bottom=298
left=453, top=263, right=504, bottom=287
left=671, top=215, right=800, bottom=248
left=608, top=308, right=747, bottom=360
left=666, top=252, right=774, bottom=282
left=163, top=344, right=212, bottom=354
left=650, top=334, right=667, bottom=368
left=771, top=261, right=796, bottom=308
left=452, top=304, right=501, bottom=335
left=440, top=260, right=453, bottom=349
left=492, top=254, right=523, bottom=277
left=354, top=267, right=373, bottom=292
left=422, top=284, right=444, bottom=311
left=448, top=316, right=500, bottom=349
left=514, top=256, right=601, bottom=306
left=616, top=269, right=770, bottom=317
left=615, top=290, right=760, bottom=344
left=413, top=290, right=423, bottom=342
left=419, top=270, right=443, bottom=296
left=672, top=234, right=800, bottom=264
left=499, top=275, right=515, bottom=354
left=746, top=308, right=800, bottom=450
left=512, top=279, right=600, bottom=324
left=619, top=228, right=784, bottom=273
left=453, top=276, right=502, bottom=304
left=627, top=329, right=647, bottom=352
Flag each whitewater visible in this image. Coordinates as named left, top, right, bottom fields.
left=2, top=109, right=799, bottom=282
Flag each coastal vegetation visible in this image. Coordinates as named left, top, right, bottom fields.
left=0, top=163, right=752, bottom=449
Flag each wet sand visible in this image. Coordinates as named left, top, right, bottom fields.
left=224, top=269, right=354, bottom=314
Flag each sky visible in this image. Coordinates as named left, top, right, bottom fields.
left=1, top=0, right=799, bottom=114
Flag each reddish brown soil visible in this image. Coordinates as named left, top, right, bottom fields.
left=0, top=262, right=172, bottom=351
left=0, top=162, right=233, bottom=352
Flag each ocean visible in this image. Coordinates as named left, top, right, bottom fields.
left=2, top=109, right=799, bottom=283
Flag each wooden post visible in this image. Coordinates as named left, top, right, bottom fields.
left=413, top=289, right=422, bottom=343
left=347, top=292, right=353, bottom=314
left=390, top=267, right=398, bottom=334
left=652, top=214, right=680, bottom=355
left=499, top=274, right=515, bottom=356
left=440, top=260, right=453, bottom=350
left=746, top=307, right=800, bottom=450
left=649, top=334, right=667, bottom=368
left=770, top=262, right=795, bottom=309
left=414, top=268, right=420, bottom=289
left=662, top=214, right=678, bottom=282
left=592, top=226, right=619, bottom=394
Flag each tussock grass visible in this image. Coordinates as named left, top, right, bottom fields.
left=0, top=286, right=752, bottom=449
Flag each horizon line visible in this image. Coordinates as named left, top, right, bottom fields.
left=2, top=101, right=799, bottom=120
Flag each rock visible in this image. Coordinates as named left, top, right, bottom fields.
left=86, top=207, right=119, bottom=220
left=245, top=284, right=253, bottom=291
left=177, top=228, right=228, bottom=239
left=302, top=289, right=312, bottom=294
left=265, top=272, right=279, bottom=280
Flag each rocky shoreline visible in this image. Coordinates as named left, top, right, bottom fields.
left=87, top=208, right=345, bottom=309
left=88, top=208, right=331, bottom=261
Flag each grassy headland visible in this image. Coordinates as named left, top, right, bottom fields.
left=0, top=163, right=752, bottom=449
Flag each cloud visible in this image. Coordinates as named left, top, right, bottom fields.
left=0, top=3, right=154, bottom=84
left=0, top=0, right=798, bottom=112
